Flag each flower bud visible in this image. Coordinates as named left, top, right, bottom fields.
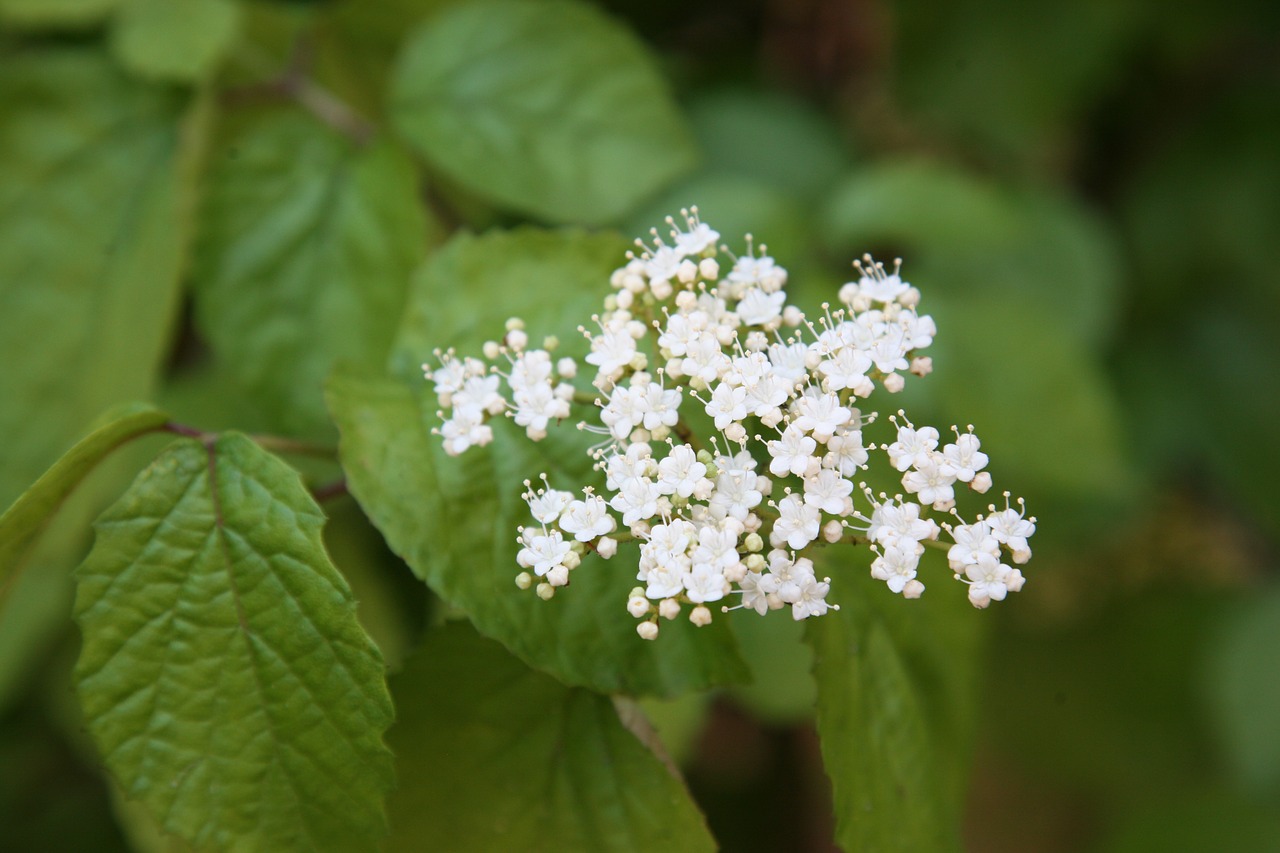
left=689, top=606, right=712, bottom=627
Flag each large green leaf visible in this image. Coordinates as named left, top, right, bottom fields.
left=822, top=159, right=1121, bottom=350
left=807, top=563, right=982, bottom=853
left=0, top=404, right=166, bottom=593
left=0, top=0, right=120, bottom=26
left=0, top=49, right=199, bottom=704
left=390, top=0, right=697, bottom=224
left=1203, top=584, right=1280, bottom=795
left=194, top=110, right=428, bottom=438
left=110, top=0, right=241, bottom=83
left=73, top=434, right=394, bottom=851
left=385, top=622, right=716, bottom=851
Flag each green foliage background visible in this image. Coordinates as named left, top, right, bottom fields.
left=1, top=0, right=1277, bottom=849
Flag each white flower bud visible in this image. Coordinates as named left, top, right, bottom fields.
left=515, top=572, right=533, bottom=590
left=651, top=279, right=674, bottom=300
left=627, top=595, right=650, bottom=618
left=745, top=331, right=768, bottom=352
left=766, top=592, right=785, bottom=610
left=699, top=258, right=720, bottom=280
left=562, top=551, right=582, bottom=570
left=536, top=582, right=555, bottom=600
left=760, top=407, right=784, bottom=428
left=723, top=423, right=747, bottom=443
left=689, top=605, right=712, bottom=627
left=970, top=472, right=993, bottom=494
left=483, top=340, right=501, bottom=359
left=900, top=287, right=921, bottom=308
left=677, top=259, right=699, bottom=283
left=744, top=532, right=764, bottom=552
left=910, top=356, right=933, bottom=377
left=546, top=565, right=569, bottom=586
left=883, top=372, right=905, bottom=393
left=615, top=289, right=634, bottom=310
left=637, top=621, right=659, bottom=640
left=658, top=598, right=681, bottom=620
left=506, top=329, right=528, bottom=351
left=783, top=306, right=804, bottom=327
left=903, top=579, right=925, bottom=599
left=596, top=537, right=618, bottom=559
left=823, top=520, right=843, bottom=543
left=745, top=553, right=766, bottom=572
left=675, top=290, right=698, bottom=311
left=505, top=317, right=525, bottom=331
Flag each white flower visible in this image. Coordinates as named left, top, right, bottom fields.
left=439, top=408, right=493, bottom=456
left=738, top=571, right=773, bottom=614
left=817, top=347, right=873, bottom=394
left=791, top=575, right=833, bottom=619
left=512, top=382, right=569, bottom=436
left=803, top=469, right=853, bottom=515
left=645, top=244, right=685, bottom=282
left=986, top=499, right=1036, bottom=564
left=705, top=382, right=749, bottom=430
left=517, top=529, right=572, bottom=577
left=510, top=350, right=555, bottom=391
left=656, top=445, right=708, bottom=498
left=610, top=477, right=661, bottom=526
left=636, top=383, right=682, bottom=431
left=559, top=495, right=616, bottom=542
left=964, top=555, right=1012, bottom=608
left=942, top=432, right=989, bottom=483
left=586, top=326, right=638, bottom=379
left=886, top=423, right=940, bottom=472
left=685, top=564, right=729, bottom=603
left=867, top=500, right=938, bottom=549
left=527, top=488, right=574, bottom=525
left=692, top=526, right=740, bottom=573
left=774, top=495, right=821, bottom=550
left=709, top=465, right=763, bottom=521
left=947, top=520, right=1000, bottom=569
left=870, top=545, right=920, bottom=595
left=791, top=392, right=852, bottom=443
left=824, top=428, right=868, bottom=476
left=644, top=562, right=688, bottom=600
left=736, top=287, right=786, bottom=326
left=767, top=425, right=817, bottom=478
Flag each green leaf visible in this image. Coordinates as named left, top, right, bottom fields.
left=393, top=226, right=626, bottom=372
left=73, top=433, right=394, bottom=851
left=807, top=565, right=982, bottom=853
left=194, top=110, right=428, bottom=438
left=822, top=159, right=1121, bottom=351
left=0, top=0, right=120, bottom=27
left=110, top=0, right=241, bottom=83
left=0, top=48, right=200, bottom=704
left=1203, top=584, right=1280, bottom=795
left=385, top=621, right=716, bottom=852
left=687, top=89, right=849, bottom=201
left=0, top=404, right=167, bottom=593
left=390, top=0, right=697, bottom=224
left=328, top=368, right=748, bottom=697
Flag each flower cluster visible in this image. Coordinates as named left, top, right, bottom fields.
left=424, top=209, right=1036, bottom=639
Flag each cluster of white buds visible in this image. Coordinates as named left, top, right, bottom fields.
left=422, top=209, right=1036, bottom=639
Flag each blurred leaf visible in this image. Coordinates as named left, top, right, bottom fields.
left=110, top=0, right=241, bottom=83
left=981, top=589, right=1225, bottom=805
left=0, top=404, right=166, bottom=594
left=194, top=110, right=428, bottom=438
left=385, top=622, right=716, bottom=851
left=1096, top=790, right=1280, bottom=853
left=0, top=0, right=120, bottom=26
left=0, top=48, right=199, bottom=706
left=807, top=565, right=982, bottom=853
left=392, top=227, right=625, bottom=372
left=687, top=89, right=849, bottom=200
left=323, top=498, right=422, bottom=671
left=725, top=612, right=816, bottom=725
left=74, top=434, right=394, bottom=851
left=891, top=0, right=1143, bottom=171
left=1203, top=584, right=1280, bottom=795
left=823, top=159, right=1121, bottom=350
left=328, top=368, right=748, bottom=697
left=625, top=175, right=814, bottom=266
left=390, top=0, right=697, bottom=224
